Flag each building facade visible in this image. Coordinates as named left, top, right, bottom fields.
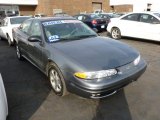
left=0, top=0, right=37, bottom=17
left=110, top=0, right=160, bottom=12
left=0, top=0, right=110, bottom=17
left=35, top=0, right=110, bottom=16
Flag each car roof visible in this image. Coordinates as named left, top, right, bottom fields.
left=35, top=17, right=76, bottom=22
left=6, top=16, right=31, bottom=19
left=118, top=11, right=160, bottom=19
left=123, top=11, right=160, bottom=15
left=75, top=13, right=96, bottom=16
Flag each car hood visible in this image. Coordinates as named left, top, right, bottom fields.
left=52, top=37, right=139, bottom=71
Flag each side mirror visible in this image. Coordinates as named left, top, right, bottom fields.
left=28, top=36, right=42, bottom=42
left=19, top=25, right=23, bottom=29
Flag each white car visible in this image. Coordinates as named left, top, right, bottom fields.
left=107, top=12, right=160, bottom=41
left=0, top=74, right=8, bottom=120
left=0, top=16, right=31, bottom=46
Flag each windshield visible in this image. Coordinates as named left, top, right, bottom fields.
left=88, top=14, right=100, bottom=19
left=42, top=20, right=97, bottom=42
left=10, top=17, right=31, bottom=24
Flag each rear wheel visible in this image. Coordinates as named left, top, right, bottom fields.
left=48, top=63, right=68, bottom=96
left=111, top=27, right=121, bottom=40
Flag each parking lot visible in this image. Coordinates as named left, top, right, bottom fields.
left=0, top=33, right=160, bottom=120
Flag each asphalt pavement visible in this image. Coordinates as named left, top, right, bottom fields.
left=0, top=34, right=160, bottom=120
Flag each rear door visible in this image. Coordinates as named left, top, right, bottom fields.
left=119, top=13, right=140, bottom=37
left=75, top=15, right=92, bottom=28
left=82, top=15, right=93, bottom=28
left=138, top=14, right=160, bottom=41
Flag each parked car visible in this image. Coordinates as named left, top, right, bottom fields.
left=54, top=12, right=71, bottom=17
left=13, top=17, right=147, bottom=99
left=34, top=14, right=47, bottom=18
left=98, top=13, right=120, bottom=25
left=73, top=14, right=107, bottom=32
left=93, top=9, right=104, bottom=14
left=0, top=16, right=31, bottom=46
left=107, top=12, right=160, bottom=41
left=0, top=74, right=8, bottom=120
left=115, top=13, right=126, bottom=17
left=98, top=13, right=121, bottom=19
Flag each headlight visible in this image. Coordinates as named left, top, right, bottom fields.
left=74, top=69, right=117, bottom=80
left=134, top=55, right=140, bottom=66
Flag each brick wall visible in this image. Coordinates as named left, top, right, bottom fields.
left=110, top=5, right=133, bottom=13
left=35, top=0, right=110, bottom=16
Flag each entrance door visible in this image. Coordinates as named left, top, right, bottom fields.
left=92, top=2, right=102, bottom=12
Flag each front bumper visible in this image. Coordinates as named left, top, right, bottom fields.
left=67, top=59, right=147, bottom=99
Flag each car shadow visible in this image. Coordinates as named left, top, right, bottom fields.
left=121, top=37, right=160, bottom=45
left=0, top=40, right=132, bottom=120
left=0, top=40, right=51, bottom=120
left=92, top=90, right=132, bottom=120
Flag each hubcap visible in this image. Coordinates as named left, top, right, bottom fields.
left=16, top=46, right=20, bottom=58
left=49, top=69, right=62, bottom=92
left=112, top=29, right=120, bottom=39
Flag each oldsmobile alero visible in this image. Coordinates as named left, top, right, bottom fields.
left=12, top=17, right=147, bottom=98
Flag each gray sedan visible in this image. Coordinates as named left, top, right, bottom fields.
left=13, top=17, right=147, bottom=98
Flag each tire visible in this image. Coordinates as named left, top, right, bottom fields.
left=48, top=63, right=68, bottom=96
left=16, top=44, right=24, bottom=60
left=7, top=35, right=13, bottom=46
left=111, top=27, right=121, bottom=40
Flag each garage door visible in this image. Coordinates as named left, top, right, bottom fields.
left=92, top=2, right=102, bottom=11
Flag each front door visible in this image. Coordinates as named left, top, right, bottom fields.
left=27, top=20, right=44, bottom=69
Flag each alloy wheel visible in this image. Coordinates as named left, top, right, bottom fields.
left=111, top=28, right=121, bottom=39
left=49, top=69, right=62, bottom=93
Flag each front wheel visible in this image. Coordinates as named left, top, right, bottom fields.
left=48, top=63, right=68, bottom=96
left=111, top=27, right=121, bottom=40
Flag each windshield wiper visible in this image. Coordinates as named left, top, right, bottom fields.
left=49, top=35, right=97, bottom=43
left=74, top=35, right=97, bottom=39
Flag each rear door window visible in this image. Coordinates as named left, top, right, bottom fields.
left=140, top=14, right=160, bottom=24
left=122, top=14, right=139, bottom=21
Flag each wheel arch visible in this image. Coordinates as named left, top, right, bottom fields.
left=46, top=59, right=63, bottom=77
left=46, top=59, right=69, bottom=96
left=111, top=27, right=122, bottom=39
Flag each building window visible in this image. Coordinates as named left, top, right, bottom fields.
left=147, top=3, right=152, bottom=11
left=110, top=6, right=114, bottom=12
